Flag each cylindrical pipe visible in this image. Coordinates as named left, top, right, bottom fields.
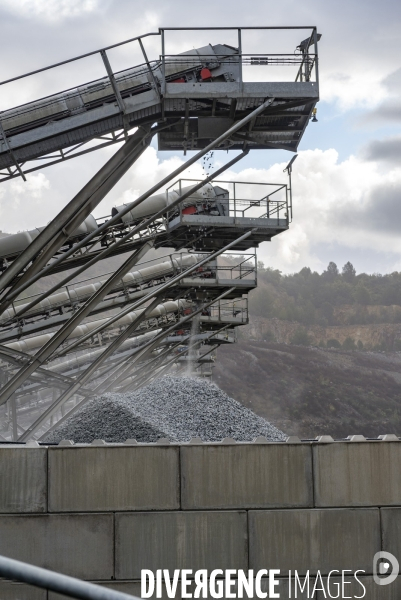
left=6, top=98, right=270, bottom=305
left=52, top=225, right=254, bottom=360
left=0, top=127, right=152, bottom=297
left=0, top=554, right=138, bottom=600
left=8, top=150, right=247, bottom=321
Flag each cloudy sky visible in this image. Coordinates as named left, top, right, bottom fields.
left=0, top=0, right=400, bottom=275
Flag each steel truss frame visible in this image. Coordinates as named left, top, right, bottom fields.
left=0, top=101, right=270, bottom=417
left=0, top=26, right=319, bottom=181
left=0, top=26, right=316, bottom=439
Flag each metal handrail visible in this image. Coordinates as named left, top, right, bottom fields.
left=0, top=554, right=138, bottom=600
left=6, top=252, right=256, bottom=311
left=0, top=25, right=319, bottom=90
left=0, top=33, right=160, bottom=86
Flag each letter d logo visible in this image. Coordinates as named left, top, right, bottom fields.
left=373, top=551, right=399, bottom=586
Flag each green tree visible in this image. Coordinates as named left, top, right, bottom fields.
left=324, top=261, right=339, bottom=280
left=320, top=302, right=335, bottom=324
left=354, top=285, right=371, bottom=305
left=327, top=338, right=341, bottom=348
left=342, top=261, right=356, bottom=283
left=343, top=337, right=357, bottom=350
left=290, top=328, right=311, bottom=346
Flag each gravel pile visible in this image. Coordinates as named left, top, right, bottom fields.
left=45, top=375, right=285, bottom=443
left=44, top=397, right=168, bottom=444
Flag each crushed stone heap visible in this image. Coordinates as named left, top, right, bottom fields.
left=45, top=375, right=286, bottom=444
left=44, top=397, right=168, bottom=444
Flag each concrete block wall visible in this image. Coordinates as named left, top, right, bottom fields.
left=0, top=437, right=401, bottom=599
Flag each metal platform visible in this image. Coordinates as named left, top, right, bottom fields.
left=0, top=26, right=319, bottom=181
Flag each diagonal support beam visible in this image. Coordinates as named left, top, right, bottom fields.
left=8, top=147, right=244, bottom=326
left=103, top=287, right=236, bottom=393
left=0, top=126, right=153, bottom=302
left=4, top=97, right=274, bottom=310
left=120, top=324, right=230, bottom=392
left=0, top=242, right=153, bottom=407
left=0, top=347, right=94, bottom=397
left=51, top=225, right=255, bottom=360
left=19, top=296, right=164, bottom=440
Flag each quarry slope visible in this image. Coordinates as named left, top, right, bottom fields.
left=214, top=341, right=401, bottom=439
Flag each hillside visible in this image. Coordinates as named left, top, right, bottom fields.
left=211, top=260, right=401, bottom=439
left=214, top=341, right=401, bottom=439
left=246, top=260, right=401, bottom=351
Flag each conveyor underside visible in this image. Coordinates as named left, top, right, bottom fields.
left=0, top=84, right=318, bottom=171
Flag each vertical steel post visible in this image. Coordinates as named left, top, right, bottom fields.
left=10, top=397, right=17, bottom=442
left=161, top=29, right=166, bottom=95
left=138, top=37, right=161, bottom=99
left=313, top=27, right=319, bottom=85
left=238, top=29, right=243, bottom=90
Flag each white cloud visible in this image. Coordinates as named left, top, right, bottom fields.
left=0, top=173, right=50, bottom=232
left=95, top=147, right=401, bottom=274
left=1, top=147, right=400, bottom=274
left=0, top=0, right=100, bottom=21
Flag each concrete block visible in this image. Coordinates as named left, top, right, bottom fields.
left=316, top=576, right=401, bottom=600
left=381, top=508, right=401, bottom=558
left=180, top=444, right=313, bottom=509
left=0, top=581, right=46, bottom=599
left=0, top=448, right=47, bottom=513
left=48, top=446, right=179, bottom=512
left=0, top=514, right=113, bottom=579
left=313, top=442, right=401, bottom=507
left=115, top=511, right=248, bottom=579
left=249, top=508, right=380, bottom=575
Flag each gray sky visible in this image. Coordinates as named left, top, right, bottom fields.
left=0, top=0, right=400, bottom=274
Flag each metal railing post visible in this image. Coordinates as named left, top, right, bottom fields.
left=238, top=28, right=243, bottom=90
left=100, top=50, right=126, bottom=116
left=313, top=27, right=319, bottom=85
left=161, top=28, right=166, bottom=95
left=138, top=37, right=161, bottom=99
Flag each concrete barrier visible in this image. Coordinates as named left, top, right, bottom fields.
left=313, top=441, right=401, bottom=507
left=180, top=443, right=313, bottom=509
left=0, top=513, right=113, bottom=579
left=0, top=581, right=46, bottom=599
left=249, top=508, right=380, bottom=575
left=316, top=576, right=401, bottom=600
left=0, top=446, right=47, bottom=513
left=0, top=438, right=400, bottom=599
left=115, top=510, right=248, bottom=579
left=48, top=446, right=180, bottom=512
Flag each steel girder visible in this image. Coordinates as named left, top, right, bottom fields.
left=0, top=127, right=154, bottom=302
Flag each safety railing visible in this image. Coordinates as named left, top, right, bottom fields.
left=0, top=26, right=319, bottom=87
left=204, top=298, right=249, bottom=324
left=166, top=179, right=290, bottom=225
left=0, top=26, right=318, bottom=181
left=2, top=251, right=255, bottom=325
left=159, top=27, right=319, bottom=91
